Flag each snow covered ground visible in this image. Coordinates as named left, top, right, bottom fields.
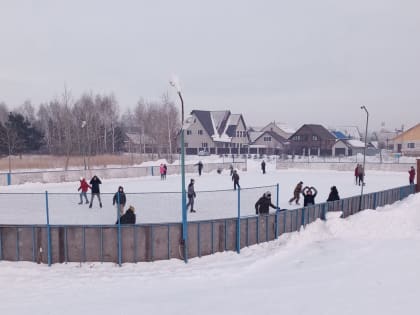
left=0, top=160, right=418, bottom=315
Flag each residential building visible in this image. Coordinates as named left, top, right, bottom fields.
left=288, top=124, right=336, bottom=156
left=391, top=123, right=420, bottom=156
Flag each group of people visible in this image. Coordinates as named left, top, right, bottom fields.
left=159, top=163, right=168, bottom=180
left=354, top=164, right=365, bottom=186
left=77, top=175, right=136, bottom=224
left=287, top=181, right=339, bottom=207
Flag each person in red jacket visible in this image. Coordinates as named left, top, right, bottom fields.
left=409, top=166, right=416, bottom=185
left=77, top=177, right=91, bottom=204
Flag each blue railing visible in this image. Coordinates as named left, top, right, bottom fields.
left=0, top=184, right=416, bottom=265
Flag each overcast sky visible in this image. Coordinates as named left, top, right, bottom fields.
left=1, top=0, right=419, bottom=131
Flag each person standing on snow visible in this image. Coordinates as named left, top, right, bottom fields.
left=159, top=163, right=165, bottom=180
left=112, top=186, right=126, bottom=215
left=354, top=164, right=359, bottom=185
left=163, top=164, right=168, bottom=180
left=302, top=186, right=318, bottom=207
left=197, top=161, right=203, bottom=176
left=77, top=177, right=91, bottom=204
left=232, top=169, right=240, bottom=190
left=261, top=160, right=266, bottom=174
left=409, top=166, right=416, bottom=185
left=89, top=175, right=102, bottom=208
left=326, top=186, right=340, bottom=202
left=186, top=179, right=196, bottom=213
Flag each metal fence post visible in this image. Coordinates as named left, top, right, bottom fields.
left=45, top=191, right=52, bottom=266
left=275, top=183, right=279, bottom=239
left=117, top=192, right=122, bottom=266
left=7, top=173, right=11, bottom=185
left=236, top=187, right=241, bottom=254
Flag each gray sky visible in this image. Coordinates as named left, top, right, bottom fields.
left=1, top=0, right=419, bottom=131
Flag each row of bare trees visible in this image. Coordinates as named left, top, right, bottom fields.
left=0, top=90, right=181, bottom=164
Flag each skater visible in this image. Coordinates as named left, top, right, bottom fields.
left=357, top=164, right=365, bottom=186
left=232, top=169, right=240, bottom=190
left=112, top=186, right=126, bottom=215
left=197, top=161, right=203, bottom=176
left=89, top=175, right=102, bottom=208
left=255, top=191, right=277, bottom=215
left=302, top=186, right=318, bottom=207
left=160, top=163, right=165, bottom=180
left=261, top=160, right=266, bottom=174
left=289, top=181, right=303, bottom=205
left=409, top=166, right=416, bottom=185
left=186, top=179, right=196, bottom=213
left=326, top=186, right=340, bottom=202
left=115, top=205, right=136, bottom=224
left=77, top=177, right=91, bottom=204
left=229, top=164, right=234, bottom=176
left=163, top=164, right=167, bottom=180
left=354, top=164, right=359, bottom=185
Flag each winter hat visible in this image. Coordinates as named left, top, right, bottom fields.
left=264, top=191, right=272, bottom=198
left=128, top=205, right=135, bottom=212
left=80, top=177, right=84, bottom=181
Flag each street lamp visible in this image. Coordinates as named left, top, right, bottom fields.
left=359, top=105, right=369, bottom=210
left=81, top=120, right=87, bottom=171
left=169, top=76, right=188, bottom=263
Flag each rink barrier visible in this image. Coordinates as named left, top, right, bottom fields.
left=0, top=161, right=246, bottom=186
left=0, top=184, right=415, bottom=265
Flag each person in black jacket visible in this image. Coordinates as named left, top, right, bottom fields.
left=302, top=186, right=317, bottom=207
left=326, top=186, right=340, bottom=202
left=89, top=175, right=102, bottom=208
left=116, top=205, right=136, bottom=224
left=261, top=160, right=266, bottom=174
left=255, top=191, right=277, bottom=215
left=186, top=179, right=196, bottom=213
left=232, top=169, right=240, bottom=190
left=112, top=186, right=126, bottom=215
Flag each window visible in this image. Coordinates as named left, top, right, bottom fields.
left=312, top=135, right=319, bottom=141
left=236, top=131, right=240, bottom=137
left=186, top=130, right=192, bottom=135
left=263, top=136, right=272, bottom=142
left=202, top=142, right=208, bottom=148
left=293, top=135, right=302, bottom=141
left=198, top=130, right=203, bottom=135
left=407, top=143, right=415, bottom=149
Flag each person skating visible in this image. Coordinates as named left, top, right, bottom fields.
left=186, top=179, right=196, bottom=213
left=77, top=177, right=91, bottom=204
left=255, top=191, right=277, bottom=215
left=289, top=181, right=303, bottom=205
left=229, top=164, right=234, bottom=176
left=326, top=186, right=340, bottom=202
left=354, top=164, right=359, bottom=185
left=409, top=166, right=416, bottom=185
left=89, top=175, right=102, bottom=208
left=197, top=161, right=203, bottom=176
left=302, top=186, right=318, bottom=207
left=261, top=160, right=266, bottom=174
left=112, top=186, right=126, bottom=215
left=160, top=163, right=165, bottom=180
left=232, top=169, right=240, bottom=190
left=115, top=205, right=136, bottom=224
left=163, top=164, right=167, bottom=180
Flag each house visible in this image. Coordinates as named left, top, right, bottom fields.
left=391, top=123, right=420, bottom=156
left=332, top=139, right=365, bottom=156
left=260, top=121, right=295, bottom=139
left=181, top=110, right=249, bottom=155
left=249, top=130, right=287, bottom=155
left=288, top=124, right=336, bottom=156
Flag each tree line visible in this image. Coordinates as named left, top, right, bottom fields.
left=0, top=89, right=181, bottom=163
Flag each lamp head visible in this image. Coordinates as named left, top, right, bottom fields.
left=169, top=75, right=181, bottom=92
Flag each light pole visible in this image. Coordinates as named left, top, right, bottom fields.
left=169, top=77, right=188, bottom=263
left=359, top=105, right=369, bottom=210
left=81, top=120, right=87, bottom=171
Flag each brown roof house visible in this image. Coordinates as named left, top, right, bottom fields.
left=391, top=123, right=420, bottom=156
left=288, top=124, right=336, bottom=156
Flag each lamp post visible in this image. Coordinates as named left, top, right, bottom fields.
left=359, top=105, right=369, bottom=210
left=169, top=77, right=188, bottom=263
left=81, top=120, right=87, bottom=171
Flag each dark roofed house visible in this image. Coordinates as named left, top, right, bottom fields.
left=288, top=124, right=336, bottom=156
left=180, top=110, right=249, bottom=155
left=249, top=130, right=287, bottom=155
